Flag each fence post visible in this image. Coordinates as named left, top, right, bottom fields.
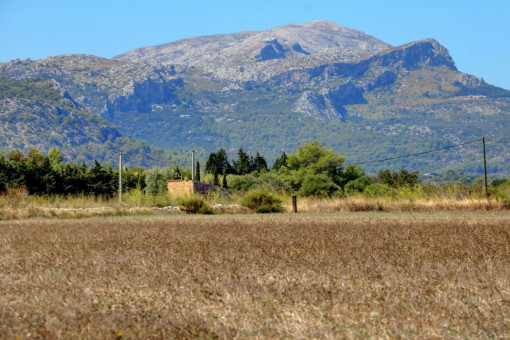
left=292, top=195, right=297, bottom=213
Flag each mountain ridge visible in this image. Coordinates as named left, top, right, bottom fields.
left=1, top=21, right=509, bottom=175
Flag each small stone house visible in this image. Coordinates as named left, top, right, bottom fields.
left=167, top=180, right=218, bottom=196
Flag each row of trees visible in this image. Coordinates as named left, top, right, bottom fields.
left=205, top=148, right=268, bottom=176
left=202, top=142, right=420, bottom=197
left=1, top=142, right=424, bottom=198
left=0, top=149, right=119, bottom=196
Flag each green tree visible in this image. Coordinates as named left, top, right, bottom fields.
left=87, top=161, right=116, bottom=197
left=345, top=176, right=372, bottom=194
left=195, top=160, right=201, bottom=181
left=205, top=148, right=233, bottom=175
left=279, top=141, right=349, bottom=196
left=27, top=149, right=44, bottom=164
left=299, top=174, right=341, bottom=197
left=145, top=166, right=180, bottom=195
left=233, top=148, right=251, bottom=175
left=376, top=169, right=419, bottom=188
left=253, top=152, right=267, bottom=172
left=8, top=149, right=23, bottom=162
left=47, top=148, right=63, bottom=168
left=272, top=152, right=288, bottom=171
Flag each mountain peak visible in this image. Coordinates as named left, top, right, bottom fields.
left=113, top=21, right=390, bottom=81
left=113, top=21, right=390, bottom=63
left=378, top=38, right=456, bottom=70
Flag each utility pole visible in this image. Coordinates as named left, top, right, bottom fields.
left=482, top=136, right=488, bottom=196
left=119, top=152, right=123, bottom=203
left=191, top=150, right=195, bottom=181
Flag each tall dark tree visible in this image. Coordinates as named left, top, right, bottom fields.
left=205, top=148, right=233, bottom=175
left=88, top=160, right=116, bottom=197
left=205, top=152, right=217, bottom=174
left=0, top=154, right=12, bottom=193
left=195, top=160, right=201, bottom=181
left=213, top=172, right=220, bottom=186
left=222, top=170, right=228, bottom=189
left=233, top=148, right=251, bottom=175
left=253, top=152, right=267, bottom=172
left=272, top=152, right=288, bottom=171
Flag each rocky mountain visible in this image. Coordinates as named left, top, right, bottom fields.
left=114, top=21, right=390, bottom=82
left=0, top=77, right=186, bottom=167
left=1, top=21, right=510, bottom=175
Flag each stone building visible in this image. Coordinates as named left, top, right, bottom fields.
left=167, top=180, right=218, bottom=196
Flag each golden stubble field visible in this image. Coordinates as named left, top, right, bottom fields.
left=0, top=213, right=509, bottom=339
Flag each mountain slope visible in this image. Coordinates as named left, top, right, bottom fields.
left=0, top=77, right=187, bottom=167
left=1, top=21, right=509, bottom=175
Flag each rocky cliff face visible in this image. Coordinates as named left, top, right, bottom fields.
left=0, top=55, right=184, bottom=117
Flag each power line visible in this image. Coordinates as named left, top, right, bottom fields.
left=93, top=135, right=510, bottom=170
left=349, top=138, right=482, bottom=166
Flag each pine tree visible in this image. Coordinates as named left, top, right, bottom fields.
left=213, top=171, right=220, bottom=186
left=272, top=152, right=288, bottom=171
left=234, top=148, right=250, bottom=175
left=253, top=152, right=267, bottom=172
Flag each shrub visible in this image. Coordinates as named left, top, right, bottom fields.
left=198, top=204, right=213, bottom=215
left=241, top=191, right=282, bottom=213
left=229, top=173, right=290, bottom=194
left=178, top=197, right=211, bottom=214
left=345, top=176, right=372, bottom=194
left=363, top=183, right=397, bottom=198
left=228, top=174, right=258, bottom=192
left=299, top=174, right=341, bottom=197
left=376, top=169, right=420, bottom=188
left=256, top=173, right=291, bottom=193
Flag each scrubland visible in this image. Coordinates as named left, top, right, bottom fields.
left=1, top=213, right=509, bottom=338
left=1, top=183, right=509, bottom=220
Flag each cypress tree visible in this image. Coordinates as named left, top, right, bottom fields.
left=195, top=160, right=201, bottom=181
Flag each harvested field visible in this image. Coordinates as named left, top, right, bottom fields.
left=0, top=213, right=509, bottom=339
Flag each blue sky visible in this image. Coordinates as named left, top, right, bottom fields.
left=1, top=0, right=509, bottom=89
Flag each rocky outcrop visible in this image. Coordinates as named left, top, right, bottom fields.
left=373, top=39, right=456, bottom=70
left=292, top=82, right=366, bottom=120
left=0, top=55, right=183, bottom=116
left=106, top=78, right=182, bottom=114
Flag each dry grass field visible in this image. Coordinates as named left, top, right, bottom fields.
left=1, top=213, right=509, bottom=339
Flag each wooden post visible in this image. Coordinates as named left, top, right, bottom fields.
left=292, top=195, right=297, bottom=213
left=483, top=136, right=488, bottom=196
